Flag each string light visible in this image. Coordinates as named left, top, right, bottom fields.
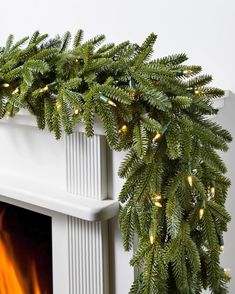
left=75, top=58, right=79, bottom=63
left=154, top=194, right=162, bottom=201
left=155, top=202, right=163, bottom=208
left=119, top=124, right=128, bottom=134
left=219, top=234, right=224, bottom=252
left=152, top=194, right=162, bottom=207
left=39, top=85, right=49, bottom=93
left=100, top=95, right=117, bottom=107
left=211, top=186, right=215, bottom=197
left=2, top=83, right=10, bottom=88
left=74, top=107, right=80, bottom=115
left=149, top=234, right=155, bottom=245
left=152, top=122, right=171, bottom=143
left=183, top=68, right=192, bottom=76
left=224, top=269, right=231, bottom=280
left=108, top=100, right=117, bottom=107
left=183, top=69, right=192, bottom=76
left=12, top=88, right=19, bottom=95
left=187, top=175, right=193, bottom=187
left=149, top=229, right=155, bottom=245
left=56, top=101, right=62, bottom=111
left=152, top=132, right=161, bottom=142
left=128, top=77, right=137, bottom=98
left=199, top=208, right=205, bottom=219
left=207, top=187, right=211, bottom=198
left=129, top=89, right=137, bottom=98
left=194, top=88, right=204, bottom=96
left=199, top=198, right=206, bottom=219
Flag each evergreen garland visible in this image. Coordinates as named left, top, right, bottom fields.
left=0, top=31, right=232, bottom=293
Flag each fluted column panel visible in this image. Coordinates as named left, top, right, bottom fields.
left=68, top=217, right=108, bottom=294
left=65, top=131, right=109, bottom=294
left=65, top=133, right=107, bottom=200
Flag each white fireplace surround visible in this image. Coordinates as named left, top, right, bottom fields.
left=0, top=112, right=119, bottom=294
left=0, top=91, right=229, bottom=294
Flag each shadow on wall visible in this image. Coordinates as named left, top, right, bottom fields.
left=214, top=90, right=235, bottom=294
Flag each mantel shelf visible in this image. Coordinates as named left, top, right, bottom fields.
left=0, top=110, right=105, bottom=135
left=0, top=90, right=230, bottom=130
left=0, top=172, right=119, bottom=221
left=211, top=90, right=230, bottom=110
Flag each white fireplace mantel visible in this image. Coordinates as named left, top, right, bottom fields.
left=0, top=91, right=230, bottom=294
left=0, top=91, right=228, bottom=219
left=0, top=112, right=118, bottom=294
left=0, top=111, right=118, bottom=221
left=0, top=173, right=119, bottom=221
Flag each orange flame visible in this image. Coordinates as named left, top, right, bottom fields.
left=0, top=211, right=42, bottom=294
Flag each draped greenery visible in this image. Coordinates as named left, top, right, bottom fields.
left=0, top=31, right=232, bottom=293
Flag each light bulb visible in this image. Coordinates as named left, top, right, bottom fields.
left=152, top=132, right=161, bottom=142
left=155, top=201, right=163, bottom=208
left=56, top=101, right=62, bottom=110
left=12, top=88, right=19, bottom=95
left=74, top=108, right=80, bottom=115
left=220, top=245, right=224, bottom=252
left=154, top=194, right=162, bottom=200
left=150, top=234, right=154, bottom=244
left=194, top=88, right=204, bottom=96
left=2, top=83, right=10, bottom=88
left=108, top=99, right=117, bottom=107
left=100, top=95, right=117, bottom=107
left=183, top=69, right=191, bottom=75
left=211, top=187, right=215, bottom=196
left=199, top=208, right=204, bottom=219
left=129, top=90, right=136, bottom=98
left=119, top=124, right=128, bottom=134
left=40, top=85, right=49, bottom=93
left=224, top=268, right=231, bottom=279
left=187, top=176, right=193, bottom=187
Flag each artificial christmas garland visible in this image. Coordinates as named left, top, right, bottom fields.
left=0, top=31, right=232, bottom=293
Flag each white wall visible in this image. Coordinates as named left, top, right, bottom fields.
left=1, top=0, right=234, bottom=293
left=215, top=94, right=235, bottom=293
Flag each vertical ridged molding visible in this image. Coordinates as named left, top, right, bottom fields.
left=65, top=132, right=107, bottom=200
left=68, top=217, right=109, bottom=294
left=65, top=131, right=109, bottom=294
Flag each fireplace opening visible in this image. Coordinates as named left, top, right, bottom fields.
left=0, top=201, right=53, bottom=294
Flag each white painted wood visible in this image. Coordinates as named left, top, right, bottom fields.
left=52, top=213, right=70, bottom=294
left=207, top=90, right=230, bottom=118
left=0, top=172, right=118, bottom=221
left=65, top=132, right=107, bottom=200
left=68, top=217, right=109, bottom=294
left=0, top=111, right=113, bottom=294
left=65, top=126, right=110, bottom=293
left=0, top=114, right=118, bottom=221
left=0, top=110, right=105, bottom=135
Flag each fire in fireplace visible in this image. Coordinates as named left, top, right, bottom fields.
left=0, top=201, right=53, bottom=294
